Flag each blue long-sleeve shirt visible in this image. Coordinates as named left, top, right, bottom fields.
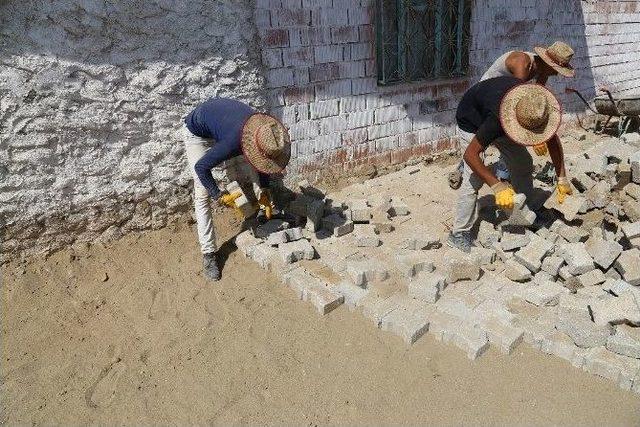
left=185, top=98, right=269, bottom=199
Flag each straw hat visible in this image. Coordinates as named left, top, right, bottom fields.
left=534, top=41, right=575, bottom=78
left=241, top=113, right=291, bottom=175
left=499, top=83, right=562, bottom=146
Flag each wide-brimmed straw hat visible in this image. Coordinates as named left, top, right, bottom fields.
left=499, top=83, right=562, bottom=146
left=241, top=113, right=291, bottom=175
left=534, top=41, right=575, bottom=78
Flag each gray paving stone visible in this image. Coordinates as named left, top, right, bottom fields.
left=235, top=230, right=262, bottom=258
left=522, top=280, right=568, bottom=306
left=555, top=222, right=589, bottom=243
left=353, top=224, right=380, bottom=247
left=452, top=322, right=491, bottom=360
left=624, top=183, right=640, bottom=201
left=622, top=221, right=640, bottom=240
left=428, top=311, right=463, bottom=342
left=607, top=324, right=640, bottom=359
left=507, top=193, right=537, bottom=226
left=476, top=220, right=500, bottom=248
left=500, top=229, right=531, bottom=251
left=614, top=248, right=640, bottom=285
left=631, top=151, right=640, bottom=183
left=556, top=309, right=613, bottom=348
left=444, top=250, right=481, bottom=283
left=576, top=268, right=606, bottom=287
left=541, top=255, right=565, bottom=276
left=504, top=259, right=532, bottom=282
left=408, top=271, right=445, bottom=303
left=386, top=199, right=410, bottom=217
left=533, top=271, right=554, bottom=284
left=395, top=252, right=435, bottom=278
left=478, top=317, right=524, bottom=354
left=471, top=246, right=496, bottom=265
left=513, top=235, right=554, bottom=273
left=544, top=188, right=586, bottom=222
left=558, top=242, right=595, bottom=275
left=583, top=347, right=640, bottom=391
left=590, top=290, right=640, bottom=326
left=380, top=309, right=430, bottom=344
left=585, top=237, right=623, bottom=270
left=399, top=233, right=441, bottom=250
left=346, top=259, right=389, bottom=288
left=255, top=219, right=290, bottom=238
left=321, top=213, right=354, bottom=237
left=267, top=227, right=304, bottom=246
left=347, top=198, right=372, bottom=223
left=279, top=239, right=315, bottom=264
left=333, top=280, right=369, bottom=310
left=541, top=331, right=588, bottom=367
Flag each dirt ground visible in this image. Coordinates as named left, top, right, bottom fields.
left=3, top=151, right=640, bottom=425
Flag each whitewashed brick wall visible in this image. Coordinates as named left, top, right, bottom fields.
left=256, top=0, right=640, bottom=178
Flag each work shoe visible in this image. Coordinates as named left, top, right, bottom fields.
left=203, top=252, right=221, bottom=281
left=447, top=231, right=472, bottom=253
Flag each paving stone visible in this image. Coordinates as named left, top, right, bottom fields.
left=585, top=237, right=623, bottom=270
left=541, top=255, right=564, bottom=276
left=395, top=252, right=435, bottom=278
left=305, top=198, right=326, bottom=232
left=624, top=183, right=640, bottom=201
left=279, top=239, right=315, bottom=264
left=370, top=206, right=394, bottom=234
left=235, top=230, right=262, bottom=257
left=622, top=221, right=640, bottom=240
left=533, top=271, right=554, bottom=284
left=586, top=180, right=611, bottom=209
left=544, top=187, right=586, bottom=222
left=298, top=179, right=325, bottom=200
left=408, top=272, right=445, bottom=303
left=602, top=279, right=636, bottom=296
left=321, top=213, right=354, bottom=237
left=444, top=250, right=481, bottom=283
left=478, top=317, right=524, bottom=354
left=590, top=290, right=640, bottom=326
left=631, top=151, right=640, bottom=183
left=558, top=293, right=591, bottom=315
left=576, top=269, right=606, bottom=287
left=452, top=322, right=490, bottom=360
left=333, top=280, right=369, bottom=310
left=361, top=294, right=404, bottom=327
left=572, top=173, right=597, bottom=192
left=556, top=309, right=613, bottom=348
left=380, top=309, right=430, bottom=344
left=353, top=224, right=381, bottom=247
left=428, top=311, right=463, bottom=342
left=347, top=198, right=372, bottom=223
left=500, top=229, right=531, bottom=251
left=541, top=331, right=589, bottom=367
left=504, top=258, right=531, bottom=282
left=558, top=242, right=596, bottom=275
left=266, top=227, right=304, bottom=246
left=506, top=193, right=537, bottom=226
left=583, top=347, right=640, bottom=391
left=606, top=324, right=640, bottom=359
left=386, top=199, right=410, bottom=217
left=558, top=265, right=574, bottom=282
left=398, top=233, right=441, bottom=250
left=555, top=222, right=589, bottom=243
left=250, top=242, right=278, bottom=269
left=522, top=280, right=568, bottom=306
left=255, top=219, right=290, bottom=239
left=471, top=246, right=496, bottom=265
left=346, top=259, right=389, bottom=288
left=513, top=235, right=554, bottom=273
left=476, top=220, right=500, bottom=248
left=614, top=248, right=640, bottom=285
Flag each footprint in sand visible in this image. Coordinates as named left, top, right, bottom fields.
left=148, top=288, right=169, bottom=320
left=85, top=359, right=126, bottom=408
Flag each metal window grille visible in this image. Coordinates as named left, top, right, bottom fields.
left=376, top=0, right=472, bottom=85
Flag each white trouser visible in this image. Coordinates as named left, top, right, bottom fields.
left=453, top=127, right=534, bottom=234
left=180, top=125, right=262, bottom=254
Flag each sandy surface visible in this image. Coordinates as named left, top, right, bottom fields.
left=3, top=155, right=640, bottom=425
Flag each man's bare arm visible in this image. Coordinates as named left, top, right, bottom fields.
left=463, top=137, right=499, bottom=187
left=505, top=51, right=533, bottom=81
left=546, top=134, right=566, bottom=177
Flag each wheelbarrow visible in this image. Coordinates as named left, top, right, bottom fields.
left=565, top=86, right=640, bottom=136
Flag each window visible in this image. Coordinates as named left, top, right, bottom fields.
left=375, top=0, right=472, bottom=85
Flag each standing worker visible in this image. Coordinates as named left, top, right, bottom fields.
left=180, top=98, right=291, bottom=280
left=448, top=77, right=572, bottom=252
left=448, top=41, right=576, bottom=189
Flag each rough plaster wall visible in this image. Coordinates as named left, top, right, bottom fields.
left=0, top=0, right=266, bottom=259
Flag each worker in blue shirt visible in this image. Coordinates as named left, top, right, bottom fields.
left=181, top=98, right=291, bottom=281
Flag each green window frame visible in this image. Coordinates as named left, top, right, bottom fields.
left=375, top=0, right=472, bottom=85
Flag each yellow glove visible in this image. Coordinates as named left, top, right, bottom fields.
left=556, top=176, right=573, bottom=204
left=258, top=189, right=273, bottom=220
left=218, top=191, right=242, bottom=208
left=491, top=182, right=516, bottom=210
left=533, top=142, right=548, bottom=156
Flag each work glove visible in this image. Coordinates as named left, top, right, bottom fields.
left=218, top=191, right=242, bottom=209
left=532, top=142, right=548, bottom=156
left=556, top=176, right=573, bottom=204
left=258, top=188, right=273, bottom=220
left=491, top=182, right=516, bottom=210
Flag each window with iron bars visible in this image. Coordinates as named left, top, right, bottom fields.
left=375, top=0, right=472, bottom=85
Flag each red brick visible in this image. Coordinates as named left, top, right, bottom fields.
left=263, top=29, right=290, bottom=47
left=283, top=47, right=314, bottom=67
left=284, top=87, right=315, bottom=104
left=342, top=128, right=368, bottom=146
left=359, top=24, right=374, bottom=42
left=309, top=63, right=340, bottom=82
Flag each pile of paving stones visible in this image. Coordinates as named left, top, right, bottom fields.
left=235, top=134, right=640, bottom=394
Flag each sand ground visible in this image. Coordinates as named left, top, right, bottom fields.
left=3, top=152, right=640, bottom=425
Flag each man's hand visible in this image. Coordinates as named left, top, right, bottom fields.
left=491, top=182, right=516, bottom=210
left=533, top=142, right=548, bottom=156
left=258, top=189, right=273, bottom=220
left=218, top=191, right=242, bottom=208
left=556, top=176, right=573, bottom=204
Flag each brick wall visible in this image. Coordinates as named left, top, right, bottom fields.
left=255, top=0, right=640, bottom=179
